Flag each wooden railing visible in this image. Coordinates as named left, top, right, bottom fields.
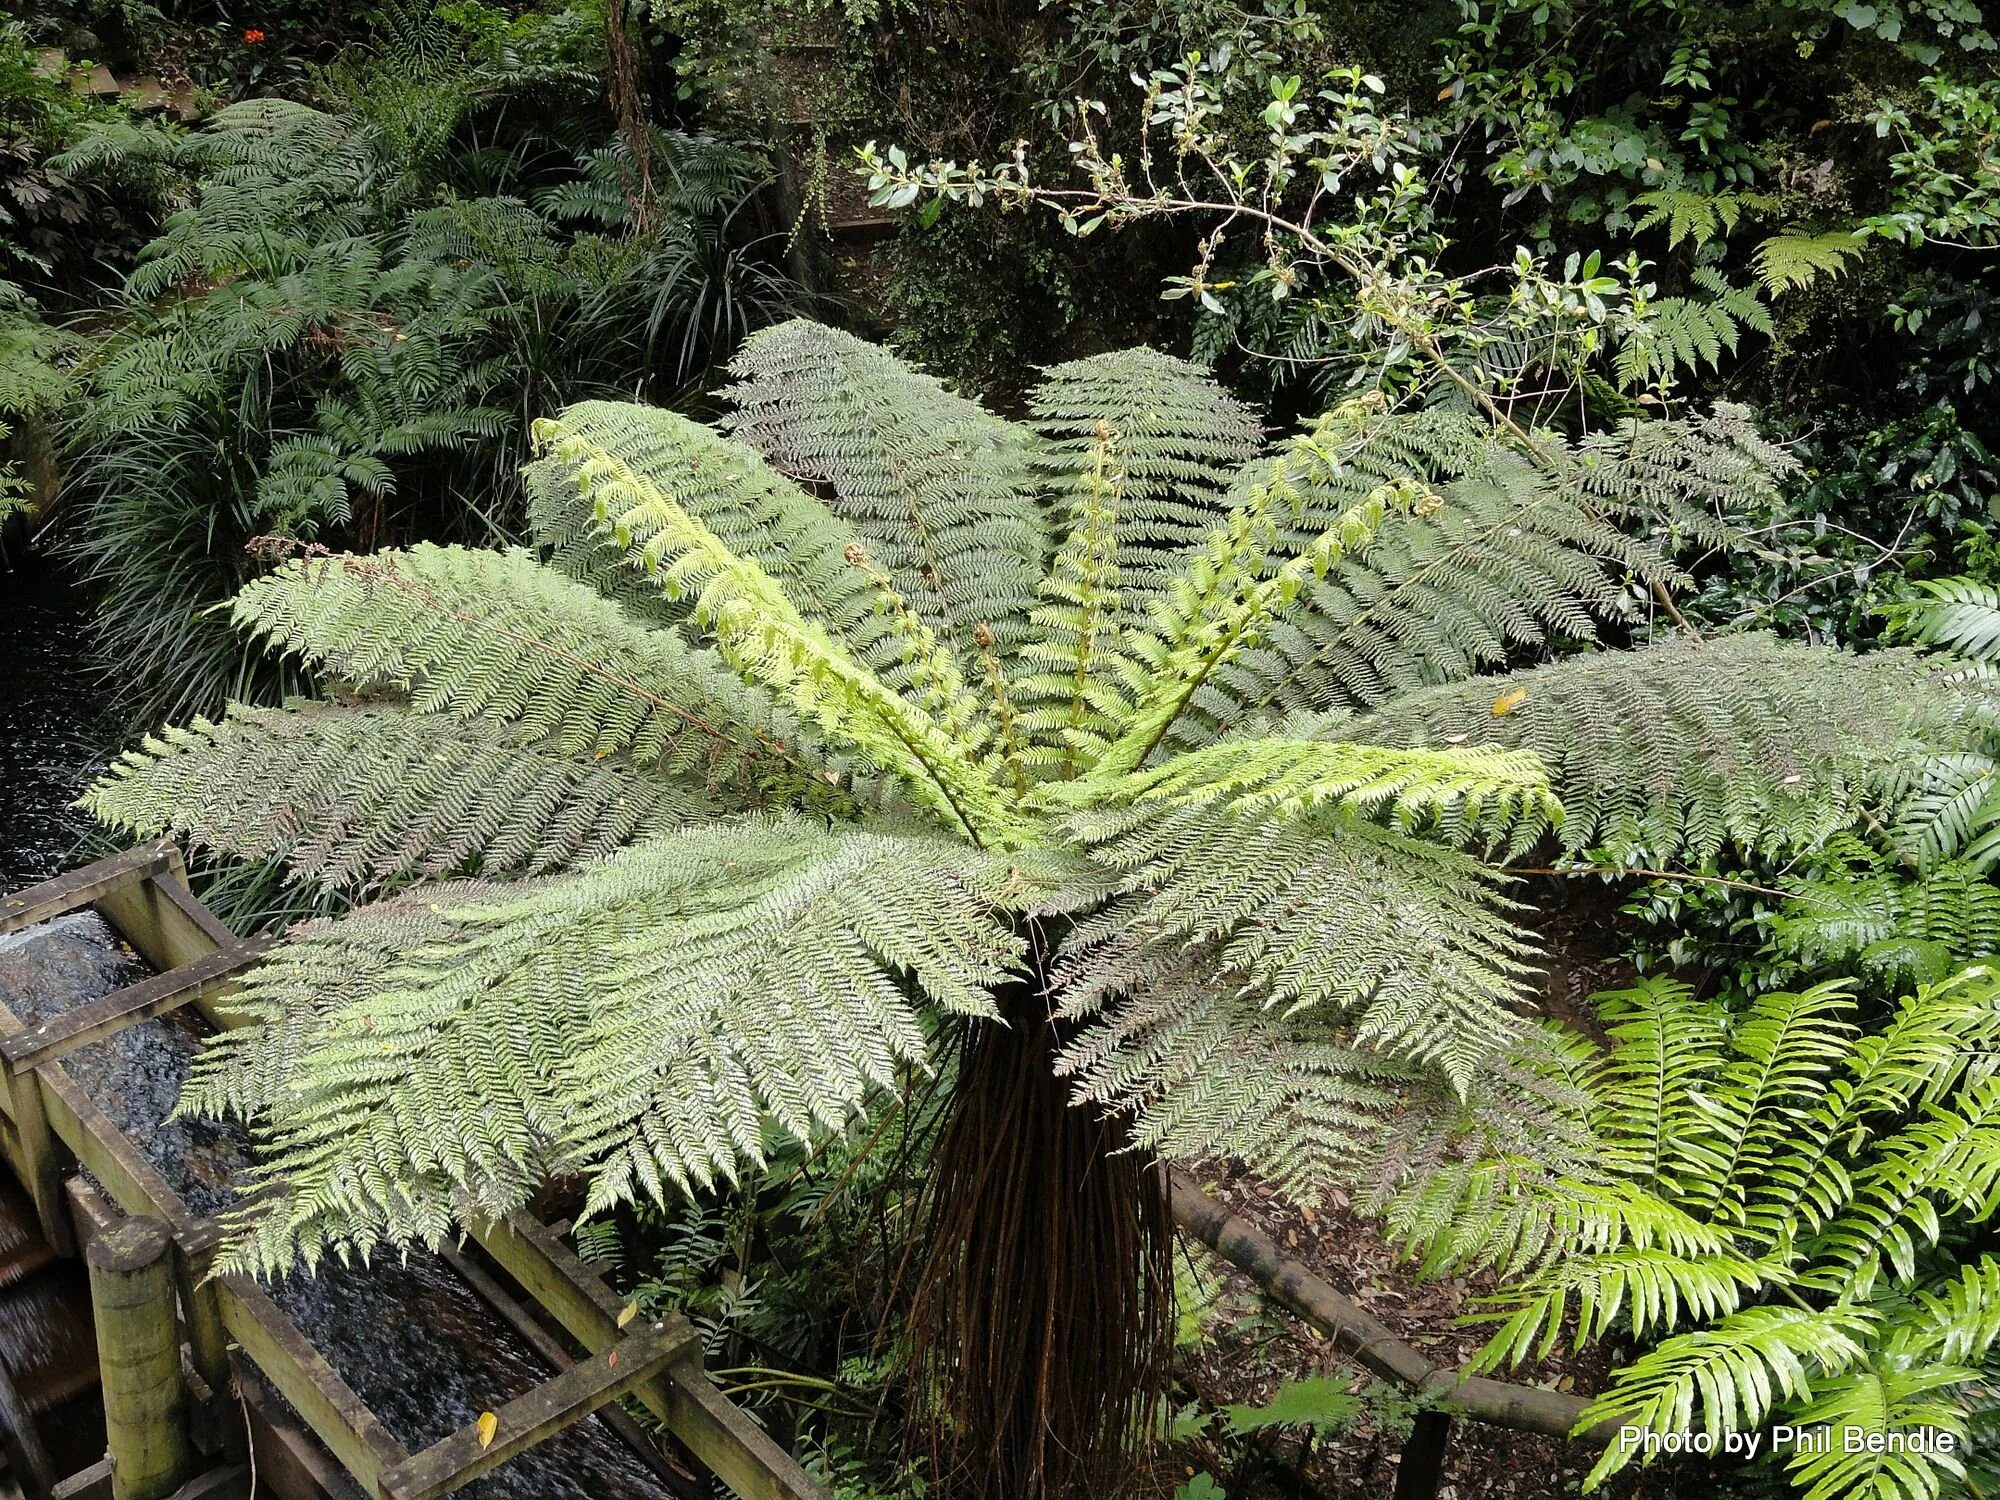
left=2, top=846, right=827, bottom=1500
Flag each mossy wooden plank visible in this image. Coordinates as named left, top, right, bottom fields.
left=468, top=1214, right=826, bottom=1500
left=377, top=1320, right=696, bottom=1500
left=1, top=942, right=268, bottom=1072
left=95, top=873, right=229, bottom=975
left=0, top=847, right=171, bottom=938
left=216, top=1278, right=408, bottom=1498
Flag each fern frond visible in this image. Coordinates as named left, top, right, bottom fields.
left=1631, top=187, right=1776, bottom=249
left=1753, top=230, right=1867, bottom=294
left=1804, top=1076, right=2000, bottom=1296
left=524, top=400, right=908, bottom=676
left=231, top=544, right=823, bottom=795
left=1472, top=1244, right=1770, bottom=1369
left=1341, top=635, right=1984, bottom=862
left=1698, top=982, right=1858, bottom=1220
left=1579, top=1306, right=1876, bottom=1485
left=533, top=408, right=1029, bottom=847
left=82, top=701, right=716, bottom=890
left=1784, top=1366, right=1972, bottom=1500
left=1097, top=735, right=1557, bottom=844
left=1589, top=977, right=1732, bottom=1192
left=1015, top=348, right=1262, bottom=770
left=1776, top=859, right=2000, bottom=986
left=1185, top=408, right=1683, bottom=739
left=722, top=319, right=1048, bottom=657
left=1056, top=804, right=1537, bottom=1091
left=1893, top=577, right=2000, bottom=662
left=193, top=817, right=1023, bottom=1272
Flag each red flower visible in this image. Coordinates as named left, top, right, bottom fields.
left=242, top=28, right=266, bottom=43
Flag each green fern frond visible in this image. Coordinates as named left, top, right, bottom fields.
left=1631, top=187, right=1776, bottom=248
left=1753, top=230, right=1867, bottom=294
left=1892, top=577, right=2000, bottom=662
left=1097, top=736, right=1557, bottom=843
left=1776, top=858, right=2000, bottom=986
left=1014, top=348, right=1262, bottom=770
left=1341, top=635, right=1984, bottom=862
left=1579, top=1306, right=1876, bottom=1486
left=1784, top=1366, right=1973, bottom=1500
left=1058, top=804, right=1538, bottom=1093
left=1613, top=269, right=1772, bottom=389
left=723, top=319, right=1048, bottom=656
left=82, top=701, right=718, bottom=890
left=232, top=544, right=822, bottom=793
left=1804, top=1076, right=2000, bottom=1296
left=192, top=817, right=1024, bottom=1272
left=533, top=408, right=1029, bottom=847
left=1590, top=977, right=1733, bottom=1191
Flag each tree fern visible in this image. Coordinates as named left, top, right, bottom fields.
left=78, top=320, right=1988, bottom=1300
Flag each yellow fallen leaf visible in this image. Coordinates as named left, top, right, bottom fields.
left=617, top=1301, right=637, bottom=1329
left=477, top=1411, right=498, bottom=1450
left=1491, top=687, right=1528, bottom=717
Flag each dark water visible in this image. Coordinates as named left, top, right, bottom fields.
left=0, top=557, right=113, bottom=892
left=0, top=912, right=670, bottom=1498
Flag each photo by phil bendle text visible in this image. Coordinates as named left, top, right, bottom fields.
left=1618, top=1426, right=1962, bottom=1462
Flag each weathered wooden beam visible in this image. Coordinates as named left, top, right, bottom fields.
left=48, top=1463, right=251, bottom=1500
left=0, top=1006, right=76, bottom=1255
left=1168, top=1171, right=1615, bottom=1445
left=229, top=1355, right=370, bottom=1500
left=377, top=1320, right=698, bottom=1500
left=34, top=1064, right=197, bottom=1236
left=52, top=1458, right=112, bottom=1500
left=0, top=848, right=173, bottom=938
left=468, top=1214, right=826, bottom=1500
left=95, top=871, right=232, bottom=976
left=88, top=1216, right=192, bottom=1500
left=215, top=1278, right=409, bottom=1498
left=649, top=1355, right=827, bottom=1500
left=436, top=1244, right=700, bottom=1498
left=1, top=943, right=269, bottom=1072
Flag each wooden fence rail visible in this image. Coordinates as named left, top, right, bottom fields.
left=0, top=847, right=829, bottom=1500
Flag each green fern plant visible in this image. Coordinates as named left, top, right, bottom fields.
left=1389, top=970, right=2000, bottom=1499
left=51, top=95, right=797, bottom=721
left=84, top=320, right=1993, bottom=1492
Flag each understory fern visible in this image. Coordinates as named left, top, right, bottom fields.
left=81, top=317, right=1995, bottom=1279
left=1389, top=973, right=2000, bottom=1499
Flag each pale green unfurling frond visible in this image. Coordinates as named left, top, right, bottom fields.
left=1092, top=736, right=1557, bottom=845
left=533, top=408, right=1029, bottom=848
left=1015, top=348, right=1262, bottom=771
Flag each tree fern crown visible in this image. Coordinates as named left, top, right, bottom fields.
left=83, top=318, right=1991, bottom=1274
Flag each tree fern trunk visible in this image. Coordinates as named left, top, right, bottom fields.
left=906, top=934, right=1172, bottom=1498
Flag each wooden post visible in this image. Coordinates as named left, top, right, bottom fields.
left=0, top=1041, right=76, bottom=1258
left=1393, top=1410, right=1453, bottom=1500
left=87, top=1217, right=192, bottom=1500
